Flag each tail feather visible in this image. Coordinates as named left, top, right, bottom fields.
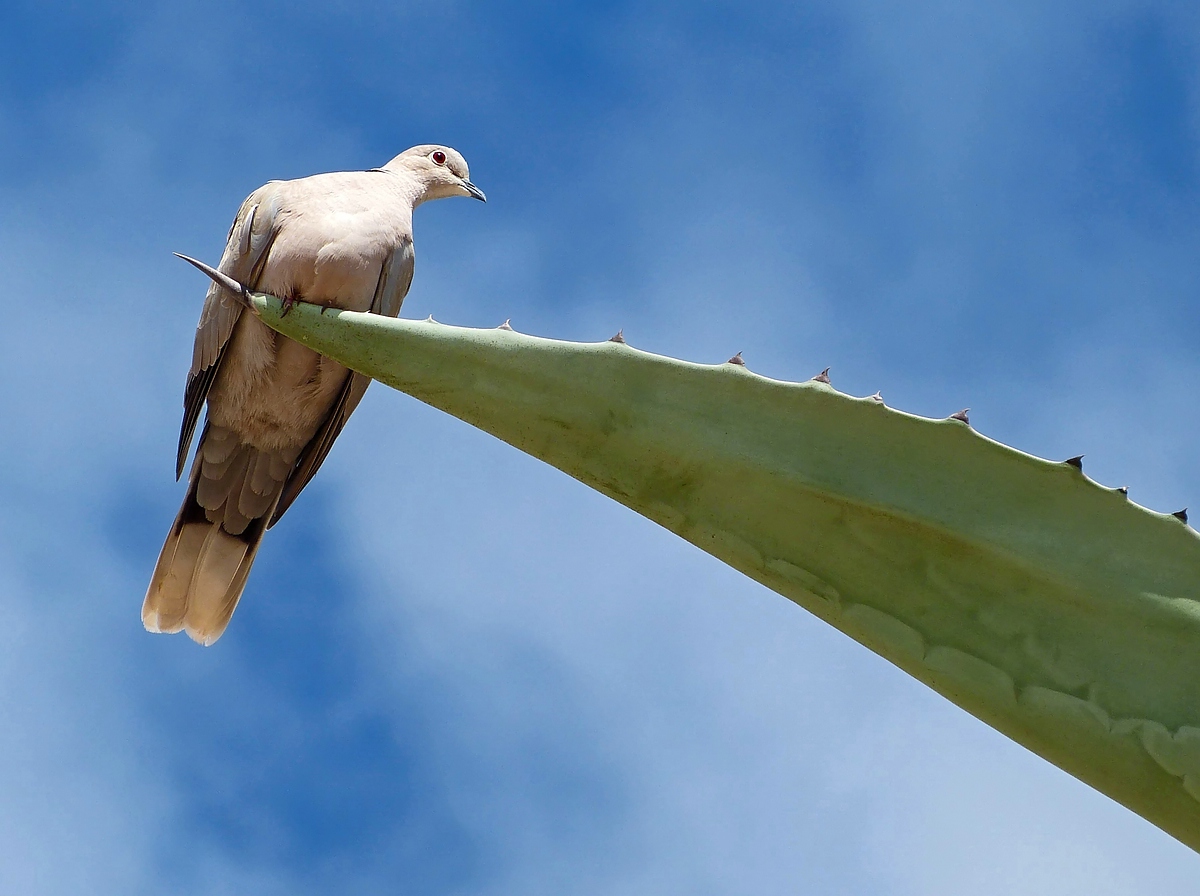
left=189, top=533, right=265, bottom=647
left=184, top=526, right=251, bottom=646
left=144, top=427, right=292, bottom=646
left=143, top=510, right=209, bottom=634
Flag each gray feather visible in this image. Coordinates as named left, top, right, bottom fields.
left=177, top=189, right=281, bottom=479
left=197, top=444, right=249, bottom=512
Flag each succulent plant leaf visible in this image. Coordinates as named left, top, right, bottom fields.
left=250, top=293, right=1200, bottom=852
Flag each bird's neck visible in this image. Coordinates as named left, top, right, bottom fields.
left=375, top=165, right=429, bottom=207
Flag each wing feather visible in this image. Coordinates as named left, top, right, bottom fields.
left=175, top=186, right=281, bottom=478
left=268, top=373, right=370, bottom=528
left=375, top=237, right=415, bottom=319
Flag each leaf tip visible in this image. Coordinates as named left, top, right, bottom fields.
left=173, top=252, right=256, bottom=313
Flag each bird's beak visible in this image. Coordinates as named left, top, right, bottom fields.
left=461, top=179, right=487, bottom=202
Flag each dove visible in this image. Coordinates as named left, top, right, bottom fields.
left=143, top=145, right=485, bottom=646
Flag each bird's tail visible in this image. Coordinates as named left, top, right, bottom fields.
left=143, top=424, right=298, bottom=646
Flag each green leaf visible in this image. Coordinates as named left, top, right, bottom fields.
left=253, top=294, right=1200, bottom=851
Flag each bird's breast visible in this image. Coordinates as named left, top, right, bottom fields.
left=258, top=207, right=409, bottom=312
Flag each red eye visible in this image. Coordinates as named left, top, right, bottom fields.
left=431, top=150, right=447, bottom=165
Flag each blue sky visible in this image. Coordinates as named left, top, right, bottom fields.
left=1, top=0, right=1199, bottom=892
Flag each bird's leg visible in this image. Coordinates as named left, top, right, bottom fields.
left=280, top=287, right=301, bottom=317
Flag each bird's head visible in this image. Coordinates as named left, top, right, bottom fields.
left=384, top=144, right=486, bottom=204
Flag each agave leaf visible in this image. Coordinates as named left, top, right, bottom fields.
left=251, top=293, right=1200, bottom=851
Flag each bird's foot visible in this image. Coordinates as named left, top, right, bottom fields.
left=280, top=292, right=299, bottom=316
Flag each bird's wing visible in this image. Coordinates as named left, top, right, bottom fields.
left=176, top=184, right=281, bottom=479
left=373, top=235, right=416, bottom=319
left=267, top=238, right=415, bottom=527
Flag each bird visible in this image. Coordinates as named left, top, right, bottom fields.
left=143, top=145, right=485, bottom=646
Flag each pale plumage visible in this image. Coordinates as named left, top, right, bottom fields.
left=144, top=145, right=484, bottom=645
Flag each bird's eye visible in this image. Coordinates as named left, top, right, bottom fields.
left=431, top=150, right=447, bottom=165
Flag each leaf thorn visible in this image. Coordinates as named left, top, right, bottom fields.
left=173, top=252, right=256, bottom=314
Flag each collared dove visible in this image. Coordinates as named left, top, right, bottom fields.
left=143, top=145, right=485, bottom=646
